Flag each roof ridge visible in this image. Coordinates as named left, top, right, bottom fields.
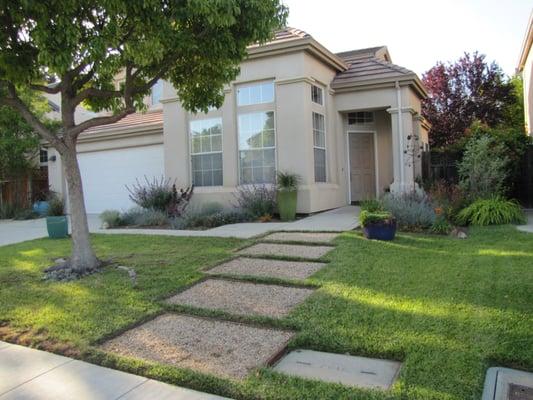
left=371, top=57, right=414, bottom=75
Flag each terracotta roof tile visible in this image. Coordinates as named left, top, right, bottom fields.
left=82, top=109, right=163, bottom=135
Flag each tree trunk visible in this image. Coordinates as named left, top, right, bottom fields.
left=61, top=148, right=99, bottom=271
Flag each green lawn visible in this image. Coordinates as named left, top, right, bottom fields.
left=0, top=227, right=532, bottom=400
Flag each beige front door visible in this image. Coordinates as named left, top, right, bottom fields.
left=349, top=132, right=376, bottom=201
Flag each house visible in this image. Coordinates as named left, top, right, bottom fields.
left=518, top=10, right=533, bottom=135
left=46, top=28, right=429, bottom=214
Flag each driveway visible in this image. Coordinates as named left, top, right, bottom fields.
left=0, top=206, right=360, bottom=246
left=0, top=215, right=101, bottom=247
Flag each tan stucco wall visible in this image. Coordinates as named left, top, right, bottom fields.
left=163, top=51, right=348, bottom=213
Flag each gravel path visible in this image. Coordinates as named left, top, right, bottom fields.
left=101, top=314, right=294, bottom=379
left=263, top=232, right=340, bottom=243
left=207, top=257, right=326, bottom=280
left=238, top=243, right=334, bottom=259
left=166, top=279, right=315, bottom=318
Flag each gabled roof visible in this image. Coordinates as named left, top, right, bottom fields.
left=247, top=27, right=347, bottom=72
left=518, top=10, right=533, bottom=72
left=332, top=46, right=426, bottom=96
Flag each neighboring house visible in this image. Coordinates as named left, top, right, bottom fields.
left=47, top=28, right=429, bottom=214
left=518, top=10, right=533, bottom=135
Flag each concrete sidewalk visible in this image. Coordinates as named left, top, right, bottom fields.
left=0, top=341, right=228, bottom=400
left=0, top=206, right=360, bottom=246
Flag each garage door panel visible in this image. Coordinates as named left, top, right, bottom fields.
left=77, top=145, right=164, bottom=213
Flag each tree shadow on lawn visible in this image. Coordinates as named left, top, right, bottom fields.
left=0, top=235, right=241, bottom=348
left=288, top=288, right=532, bottom=400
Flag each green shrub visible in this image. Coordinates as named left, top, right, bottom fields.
left=382, top=191, right=436, bottom=231
left=134, top=209, right=169, bottom=227
left=428, top=180, right=468, bottom=224
left=359, top=210, right=394, bottom=227
left=276, top=171, right=300, bottom=191
left=120, top=207, right=146, bottom=226
left=234, top=184, right=276, bottom=219
left=47, top=194, right=65, bottom=216
left=457, top=197, right=525, bottom=226
left=177, top=209, right=250, bottom=229
left=99, top=210, right=122, bottom=228
left=458, top=135, right=510, bottom=199
left=360, top=199, right=384, bottom=212
left=430, top=215, right=453, bottom=235
left=126, top=176, right=193, bottom=217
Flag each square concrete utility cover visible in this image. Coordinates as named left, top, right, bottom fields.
left=101, top=314, right=294, bottom=380
left=263, top=232, right=340, bottom=244
left=166, top=279, right=314, bottom=318
left=273, top=349, right=402, bottom=390
left=206, top=257, right=326, bottom=280
left=482, top=367, right=533, bottom=400
left=238, top=243, right=334, bottom=260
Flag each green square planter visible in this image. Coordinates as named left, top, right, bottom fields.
left=46, top=216, right=69, bottom=239
left=277, top=190, right=298, bottom=221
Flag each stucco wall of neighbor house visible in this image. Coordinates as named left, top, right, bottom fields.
left=524, top=48, right=533, bottom=135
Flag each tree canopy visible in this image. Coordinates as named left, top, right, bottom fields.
left=422, top=52, right=517, bottom=149
left=0, top=0, right=287, bottom=272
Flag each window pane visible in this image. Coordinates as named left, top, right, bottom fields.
left=311, top=85, right=323, bottom=105
left=237, top=82, right=274, bottom=106
left=261, top=82, right=274, bottom=103
left=314, top=148, right=326, bottom=182
left=211, top=135, right=222, bottom=152
left=189, top=118, right=223, bottom=186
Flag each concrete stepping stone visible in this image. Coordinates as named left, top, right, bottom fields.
left=263, top=232, right=340, bottom=244
left=238, top=243, right=334, bottom=260
left=166, top=278, right=314, bottom=318
left=206, top=257, right=326, bottom=280
left=101, top=314, right=294, bottom=380
left=273, top=349, right=401, bottom=390
left=482, top=367, right=533, bottom=400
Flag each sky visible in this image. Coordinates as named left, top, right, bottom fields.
left=283, top=0, right=532, bottom=77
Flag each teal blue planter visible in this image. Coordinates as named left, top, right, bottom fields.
left=46, top=216, right=69, bottom=239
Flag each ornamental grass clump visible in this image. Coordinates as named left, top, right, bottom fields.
left=234, top=184, right=276, bottom=219
left=457, top=196, right=525, bottom=226
left=382, top=191, right=436, bottom=231
left=359, top=210, right=394, bottom=227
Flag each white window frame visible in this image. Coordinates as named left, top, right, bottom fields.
left=189, top=117, right=223, bottom=187
left=312, top=112, right=327, bottom=183
left=39, top=148, right=48, bottom=166
left=348, top=111, right=374, bottom=125
left=311, top=84, right=324, bottom=106
left=236, top=81, right=275, bottom=107
left=237, top=110, right=277, bottom=185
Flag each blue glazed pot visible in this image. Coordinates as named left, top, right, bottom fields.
left=33, top=201, right=49, bottom=216
left=362, top=220, right=397, bottom=241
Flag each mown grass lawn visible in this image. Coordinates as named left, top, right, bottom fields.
left=0, top=227, right=532, bottom=400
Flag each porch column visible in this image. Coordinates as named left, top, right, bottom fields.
left=387, top=107, right=417, bottom=192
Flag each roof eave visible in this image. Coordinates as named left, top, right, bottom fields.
left=247, top=37, right=348, bottom=72
left=518, top=11, right=533, bottom=72
left=332, top=74, right=428, bottom=98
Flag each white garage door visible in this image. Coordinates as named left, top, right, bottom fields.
left=78, top=144, right=164, bottom=213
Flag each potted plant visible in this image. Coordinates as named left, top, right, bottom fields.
left=360, top=210, right=396, bottom=241
left=32, top=189, right=50, bottom=216
left=276, top=171, right=300, bottom=221
left=46, top=194, right=68, bottom=238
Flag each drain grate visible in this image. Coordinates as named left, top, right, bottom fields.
left=509, top=384, right=533, bottom=400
